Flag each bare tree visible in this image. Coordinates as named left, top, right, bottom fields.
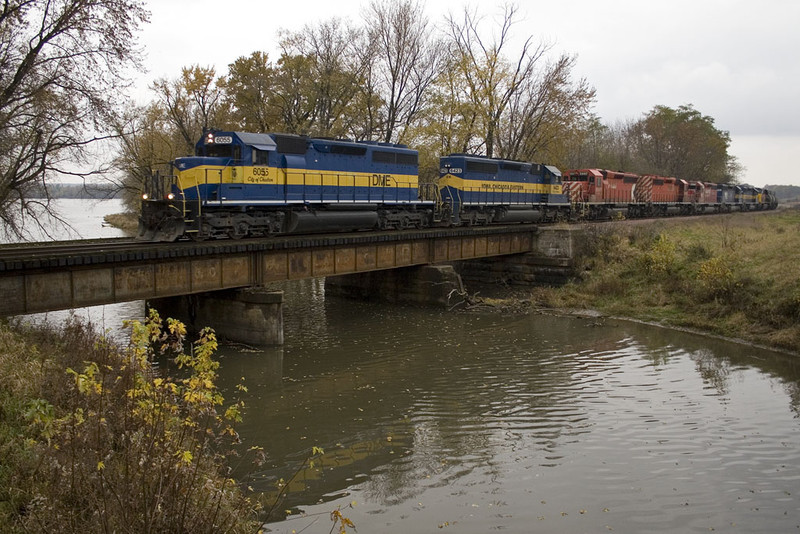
left=278, top=19, right=369, bottom=138
left=0, top=0, right=149, bottom=239
left=115, top=66, right=230, bottom=213
left=364, top=0, right=442, bottom=144
left=445, top=4, right=549, bottom=158
left=498, top=53, right=596, bottom=163
left=112, top=103, right=186, bottom=212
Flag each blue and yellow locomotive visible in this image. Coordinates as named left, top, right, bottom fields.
left=137, top=130, right=565, bottom=241
left=138, top=131, right=435, bottom=241
left=439, top=154, right=569, bottom=225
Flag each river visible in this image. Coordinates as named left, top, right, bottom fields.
left=7, top=200, right=800, bottom=532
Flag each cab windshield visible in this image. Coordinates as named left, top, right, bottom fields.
left=199, top=144, right=239, bottom=159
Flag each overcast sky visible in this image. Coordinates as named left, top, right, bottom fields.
left=135, top=0, right=800, bottom=187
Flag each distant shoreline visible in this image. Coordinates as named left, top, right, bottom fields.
left=28, top=183, right=121, bottom=200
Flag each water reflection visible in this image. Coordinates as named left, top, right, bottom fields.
left=211, top=283, right=800, bottom=533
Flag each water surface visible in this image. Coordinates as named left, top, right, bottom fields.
left=216, top=281, right=800, bottom=533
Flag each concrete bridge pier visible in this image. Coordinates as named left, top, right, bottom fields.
left=325, top=264, right=467, bottom=308
left=147, top=288, right=284, bottom=346
left=455, top=226, right=584, bottom=286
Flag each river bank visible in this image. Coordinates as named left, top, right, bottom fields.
left=484, top=208, right=800, bottom=354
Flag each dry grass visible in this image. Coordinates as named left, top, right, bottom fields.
left=103, top=212, right=139, bottom=235
left=532, top=208, right=800, bottom=352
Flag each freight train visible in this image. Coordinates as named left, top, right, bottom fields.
left=136, top=130, right=778, bottom=242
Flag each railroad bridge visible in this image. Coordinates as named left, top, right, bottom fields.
left=0, top=225, right=581, bottom=344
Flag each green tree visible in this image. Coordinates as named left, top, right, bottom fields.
left=271, top=53, right=317, bottom=134
left=630, top=104, right=739, bottom=182
left=0, top=0, right=149, bottom=239
left=277, top=19, right=369, bottom=138
left=150, top=65, right=230, bottom=155
left=223, top=51, right=279, bottom=132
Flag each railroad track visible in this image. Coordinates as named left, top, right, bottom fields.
left=0, top=237, right=174, bottom=271
left=0, top=224, right=541, bottom=273
left=0, top=237, right=138, bottom=256
left=0, top=209, right=777, bottom=272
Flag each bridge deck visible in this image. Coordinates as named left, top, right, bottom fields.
left=0, top=225, right=542, bottom=315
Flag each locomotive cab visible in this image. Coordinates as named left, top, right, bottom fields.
left=561, top=169, right=604, bottom=204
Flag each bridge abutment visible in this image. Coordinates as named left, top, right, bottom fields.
left=455, top=227, right=584, bottom=286
left=325, top=265, right=466, bottom=308
left=147, top=288, right=284, bottom=346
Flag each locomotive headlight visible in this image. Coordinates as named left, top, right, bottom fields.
left=167, top=193, right=175, bottom=200
left=206, top=132, right=215, bottom=144
left=142, top=193, right=149, bottom=200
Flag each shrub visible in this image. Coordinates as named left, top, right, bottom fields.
left=685, top=242, right=712, bottom=263
left=643, top=233, right=677, bottom=275
left=773, top=290, right=800, bottom=325
left=0, top=312, right=260, bottom=534
left=696, top=255, right=738, bottom=302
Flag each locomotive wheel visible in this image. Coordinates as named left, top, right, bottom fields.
left=228, top=220, right=250, bottom=240
left=188, top=224, right=211, bottom=241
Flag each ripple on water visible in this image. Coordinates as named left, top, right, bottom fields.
left=225, top=297, right=800, bottom=532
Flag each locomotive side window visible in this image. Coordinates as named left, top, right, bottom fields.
left=466, top=161, right=498, bottom=174
left=396, top=152, right=418, bottom=166
left=331, top=145, right=368, bottom=156
left=253, top=148, right=269, bottom=165
left=370, top=151, right=418, bottom=166
left=274, top=135, right=308, bottom=154
left=501, top=162, right=523, bottom=171
left=372, top=150, right=395, bottom=163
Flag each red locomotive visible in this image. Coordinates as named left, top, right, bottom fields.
left=561, top=169, right=777, bottom=219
